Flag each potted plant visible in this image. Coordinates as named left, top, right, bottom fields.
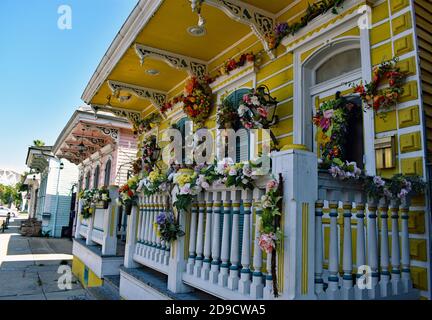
left=97, top=186, right=111, bottom=209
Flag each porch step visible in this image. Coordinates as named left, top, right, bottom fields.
left=86, top=275, right=121, bottom=300
left=120, top=266, right=219, bottom=300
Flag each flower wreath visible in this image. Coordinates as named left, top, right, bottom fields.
left=182, top=77, right=213, bottom=128
left=352, top=57, right=406, bottom=115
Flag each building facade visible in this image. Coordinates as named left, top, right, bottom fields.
left=53, top=105, right=137, bottom=288
left=74, top=0, right=431, bottom=300
left=25, top=146, right=79, bottom=237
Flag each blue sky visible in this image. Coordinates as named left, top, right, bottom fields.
left=0, top=0, right=138, bottom=174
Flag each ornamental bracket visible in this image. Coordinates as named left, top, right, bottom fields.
left=91, top=104, right=143, bottom=128
left=107, top=80, right=167, bottom=113
left=202, top=0, right=276, bottom=58
left=134, top=44, right=208, bottom=79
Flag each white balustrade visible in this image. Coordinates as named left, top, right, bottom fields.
left=250, top=189, right=265, bottom=299
left=390, top=199, right=403, bottom=295
left=379, top=199, right=391, bottom=297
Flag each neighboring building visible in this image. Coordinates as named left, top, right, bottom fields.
left=22, top=173, right=40, bottom=218
left=77, top=0, right=431, bottom=300
left=0, top=169, right=21, bottom=186
left=25, top=146, right=79, bottom=237
left=52, top=105, right=137, bottom=287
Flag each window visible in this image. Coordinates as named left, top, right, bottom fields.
left=225, top=89, right=250, bottom=163
left=93, top=165, right=100, bottom=189
left=104, top=159, right=112, bottom=187
left=315, top=49, right=361, bottom=84
left=85, top=171, right=91, bottom=190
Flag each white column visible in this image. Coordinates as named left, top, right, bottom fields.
left=167, top=208, right=192, bottom=293
left=102, top=187, right=119, bottom=256
left=263, top=252, right=274, bottom=300
left=314, top=200, right=325, bottom=298
left=400, top=203, right=413, bottom=292
left=272, top=149, right=318, bottom=300
left=187, top=202, right=198, bottom=274
left=367, top=201, right=380, bottom=299
left=194, top=195, right=206, bottom=277
left=238, top=190, right=252, bottom=295
left=218, top=191, right=232, bottom=288
left=354, top=203, right=368, bottom=300
left=250, top=189, right=264, bottom=299
left=327, top=201, right=340, bottom=300
left=201, top=192, right=213, bottom=281
left=74, top=200, right=83, bottom=239
left=86, top=204, right=96, bottom=246
left=124, top=204, right=139, bottom=268
left=209, top=192, right=222, bottom=284
left=390, top=199, right=403, bottom=295
left=379, top=199, right=391, bottom=297
left=228, top=190, right=241, bottom=291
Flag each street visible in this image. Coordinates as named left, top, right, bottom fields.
left=0, top=214, right=89, bottom=300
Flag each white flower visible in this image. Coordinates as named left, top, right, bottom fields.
left=238, top=104, right=248, bottom=116
left=180, top=183, right=191, bottom=195
left=228, top=168, right=237, bottom=176
left=373, top=176, right=385, bottom=187
left=217, top=157, right=234, bottom=174
left=261, top=195, right=272, bottom=209
left=251, top=96, right=260, bottom=106
left=242, top=164, right=253, bottom=177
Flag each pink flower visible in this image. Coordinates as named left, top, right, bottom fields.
left=258, top=233, right=277, bottom=253
left=244, top=122, right=254, bottom=129
left=266, top=179, right=278, bottom=192
left=319, top=117, right=331, bottom=131
left=243, top=94, right=251, bottom=103
left=257, top=107, right=268, bottom=118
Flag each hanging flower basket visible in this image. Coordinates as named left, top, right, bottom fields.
left=124, top=202, right=133, bottom=216
left=103, top=201, right=110, bottom=209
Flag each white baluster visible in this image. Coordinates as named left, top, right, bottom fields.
left=367, top=201, right=380, bottom=299
left=163, top=195, right=171, bottom=265
left=379, top=198, right=391, bottom=297
left=155, top=195, right=162, bottom=263
left=251, top=189, right=265, bottom=299
left=142, top=196, right=150, bottom=257
left=354, top=203, right=368, bottom=300
left=228, top=190, right=241, bottom=290
left=327, top=201, right=340, bottom=300
left=263, top=252, right=274, bottom=300
left=194, top=195, right=206, bottom=278
left=341, top=202, right=354, bottom=299
left=201, top=192, right=213, bottom=281
left=239, top=190, right=252, bottom=295
left=135, top=196, right=142, bottom=256
left=148, top=196, right=156, bottom=260
left=218, top=191, right=232, bottom=287
left=314, top=200, right=325, bottom=298
left=209, top=192, right=222, bottom=284
left=187, top=202, right=198, bottom=274
left=400, top=201, right=413, bottom=293
left=390, top=199, right=403, bottom=295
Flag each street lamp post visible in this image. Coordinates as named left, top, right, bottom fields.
left=51, top=160, right=64, bottom=237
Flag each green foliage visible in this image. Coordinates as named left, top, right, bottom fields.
left=33, top=140, right=46, bottom=147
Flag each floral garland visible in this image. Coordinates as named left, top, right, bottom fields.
left=365, top=174, right=426, bottom=202
left=352, top=57, right=406, bottom=115
left=133, top=113, right=161, bottom=135
left=312, top=92, right=361, bottom=177
left=182, top=77, right=213, bottom=128
left=207, top=53, right=255, bottom=84
left=258, top=175, right=283, bottom=298
left=137, top=168, right=169, bottom=196
left=269, top=0, right=346, bottom=50
left=118, top=176, right=140, bottom=214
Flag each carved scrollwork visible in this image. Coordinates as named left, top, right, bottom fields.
left=134, top=44, right=207, bottom=79
left=107, top=80, right=167, bottom=111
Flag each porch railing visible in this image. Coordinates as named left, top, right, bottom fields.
left=120, top=149, right=418, bottom=300
left=315, top=172, right=417, bottom=300
left=74, top=186, right=120, bottom=256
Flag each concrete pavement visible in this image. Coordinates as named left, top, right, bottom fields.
left=0, top=214, right=90, bottom=300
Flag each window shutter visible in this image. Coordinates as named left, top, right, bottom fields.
left=104, top=160, right=112, bottom=187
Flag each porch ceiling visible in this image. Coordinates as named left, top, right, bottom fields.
left=56, top=121, right=116, bottom=165
left=88, top=0, right=276, bottom=113
left=242, top=0, right=296, bottom=14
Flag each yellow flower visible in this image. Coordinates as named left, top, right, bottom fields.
left=148, top=170, right=161, bottom=183
left=175, top=174, right=191, bottom=187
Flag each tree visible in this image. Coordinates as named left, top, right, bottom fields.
left=0, top=183, right=20, bottom=207
left=33, top=140, right=46, bottom=147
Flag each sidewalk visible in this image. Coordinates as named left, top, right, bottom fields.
left=0, top=215, right=90, bottom=300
